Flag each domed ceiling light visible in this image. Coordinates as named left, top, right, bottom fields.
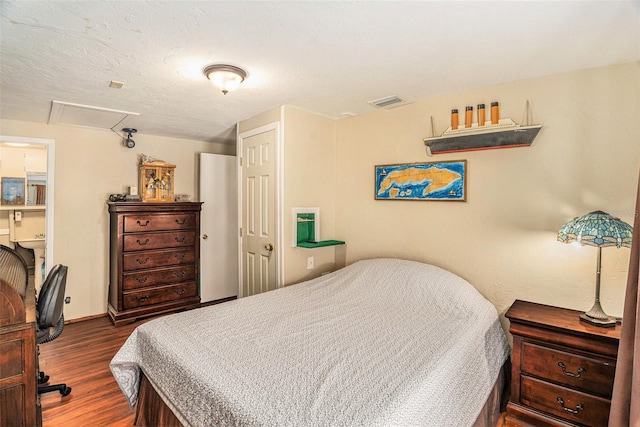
left=203, top=64, right=247, bottom=95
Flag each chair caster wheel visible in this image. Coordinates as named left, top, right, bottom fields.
left=61, top=386, right=71, bottom=397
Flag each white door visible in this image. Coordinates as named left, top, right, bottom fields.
left=239, top=125, right=279, bottom=297
left=199, top=153, right=238, bottom=302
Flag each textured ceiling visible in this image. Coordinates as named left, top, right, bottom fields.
left=1, top=1, right=639, bottom=144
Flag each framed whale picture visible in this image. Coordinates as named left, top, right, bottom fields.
left=374, top=160, right=466, bottom=201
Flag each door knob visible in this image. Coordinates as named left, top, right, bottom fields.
left=202, top=234, right=208, bottom=240
left=265, top=243, right=274, bottom=251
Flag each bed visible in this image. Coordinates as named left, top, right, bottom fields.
left=110, top=258, right=510, bottom=426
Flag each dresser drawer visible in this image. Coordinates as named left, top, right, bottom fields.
left=123, top=282, right=198, bottom=310
left=123, top=231, right=196, bottom=251
left=124, top=213, right=197, bottom=232
left=123, top=266, right=196, bottom=291
left=123, top=248, right=195, bottom=271
left=521, top=375, right=610, bottom=427
left=521, top=341, right=616, bottom=396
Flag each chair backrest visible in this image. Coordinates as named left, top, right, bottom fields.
left=0, top=244, right=29, bottom=298
left=37, top=264, right=68, bottom=330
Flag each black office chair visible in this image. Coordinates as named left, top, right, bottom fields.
left=37, top=264, right=72, bottom=396
left=0, top=244, right=29, bottom=299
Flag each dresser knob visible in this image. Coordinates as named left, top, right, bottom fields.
left=175, top=236, right=187, bottom=243
left=558, top=361, right=586, bottom=378
left=175, top=219, right=186, bottom=225
left=135, top=295, right=150, bottom=302
left=137, top=220, right=150, bottom=226
left=136, top=238, right=150, bottom=246
left=556, top=397, right=584, bottom=415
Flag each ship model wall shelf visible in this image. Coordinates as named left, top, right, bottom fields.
left=424, top=118, right=542, bottom=156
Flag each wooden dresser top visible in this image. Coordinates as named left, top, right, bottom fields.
left=505, top=299, right=621, bottom=342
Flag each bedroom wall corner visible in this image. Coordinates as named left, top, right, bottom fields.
left=281, top=106, right=339, bottom=284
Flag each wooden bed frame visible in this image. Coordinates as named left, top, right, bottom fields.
left=133, top=360, right=510, bottom=427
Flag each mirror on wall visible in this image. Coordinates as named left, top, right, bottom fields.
left=26, top=172, right=46, bottom=206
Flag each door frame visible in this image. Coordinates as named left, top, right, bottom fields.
left=236, top=121, right=284, bottom=298
left=0, top=135, right=55, bottom=273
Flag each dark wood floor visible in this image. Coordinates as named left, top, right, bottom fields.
left=39, top=316, right=150, bottom=427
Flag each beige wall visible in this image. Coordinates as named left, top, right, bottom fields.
left=282, top=106, right=338, bottom=284
left=0, top=119, right=234, bottom=320
left=334, top=61, right=640, bottom=323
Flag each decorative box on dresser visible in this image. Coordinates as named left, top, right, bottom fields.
left=505, top=300, right=620, bottom=427
left=108, top=202, right=203, bottom=326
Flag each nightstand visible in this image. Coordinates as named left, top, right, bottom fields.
left=504, top=300, right=620, bottom=427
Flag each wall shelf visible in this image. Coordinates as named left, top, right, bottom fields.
left=297, top=239, right=345, bottom=249
left=0, top=206, right=46, bottom=211
left=424, top=118, right=542, bottom=155
left=292, top=207, right=344, bottom=249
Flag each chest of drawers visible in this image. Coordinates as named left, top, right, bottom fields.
left=108, top=202, right=203, bottom=326
left=505, top=300, right=620, bottom=427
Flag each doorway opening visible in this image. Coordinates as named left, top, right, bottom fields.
left=0, top=135, right=55, bottom=282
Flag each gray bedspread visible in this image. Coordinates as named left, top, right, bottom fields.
left=111, top=258, right=509, bottom=426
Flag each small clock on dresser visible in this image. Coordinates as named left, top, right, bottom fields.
left=504, top=300, right=620, bottom=427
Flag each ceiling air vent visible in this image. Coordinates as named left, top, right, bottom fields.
left=368, top=95, right=405, bottom=109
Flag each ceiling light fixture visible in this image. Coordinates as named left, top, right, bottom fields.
left=203, top=64, right=247, bottom=95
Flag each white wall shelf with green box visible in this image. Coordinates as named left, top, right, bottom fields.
left=292, top=207, right=345, bottom=249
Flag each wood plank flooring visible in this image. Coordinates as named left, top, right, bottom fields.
left=39, top=316, right=150, bottom=427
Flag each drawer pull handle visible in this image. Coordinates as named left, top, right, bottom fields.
left=136, top=257, right=150, bottom=265
left=174, top=271, right=186, bottom=278
left=136, top=238, right=150, bottom=246
left=135, top=275, right=149, bottom=283
left=174, top=253, right=186, bottom=260
left=175, top=236, right=187, bottom=243
left=174, top=288, right=186, bottom=295
left=137, top=220, right=150, bottom=226
left=135, top=295, right=150, bottom=302
left=558, top=362, right=586, bottom=378
left=175, top=219, right=186, bottom=225
left=556, top=397, right=584, bottom=415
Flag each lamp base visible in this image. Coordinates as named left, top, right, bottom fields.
left=579, top=312, right=617, bottom=328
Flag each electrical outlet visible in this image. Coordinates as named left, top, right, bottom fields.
left=307, top=256, right=314, bottom=270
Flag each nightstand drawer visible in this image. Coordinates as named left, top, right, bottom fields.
left=123, top=231, right=196, bottom=251
left=124, top=213, right=197, bottom=232
left=521, top=375, right=610, bottom=427
left=521, top=341, right=616, bottom=395
left=123, top=282, right=198, bottom=309
left=123, top=248, right=195, bottom=271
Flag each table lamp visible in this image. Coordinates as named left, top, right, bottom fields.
left=557, top=210, right=633, bottom=327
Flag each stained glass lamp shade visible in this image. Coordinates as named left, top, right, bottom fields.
left=557, top=211, right=633, bottom=327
